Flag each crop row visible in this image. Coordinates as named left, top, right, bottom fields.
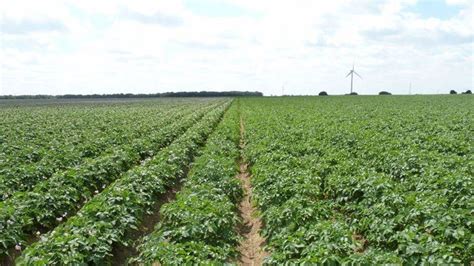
left=0, top=101, right=197, bottom=199
left=131, top=101, right=242, bottom=264
left=241, top=96, right=473, bottom=264
left=0, top=102, right=221, bottom=255
left=16, top=101, right=230, bottom=264
left=0, top=100, right=184, bottom=168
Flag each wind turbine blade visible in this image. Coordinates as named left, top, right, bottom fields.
left=346, top=71, right=352, bottom=77
left=354, top=71, right=362, bottom=79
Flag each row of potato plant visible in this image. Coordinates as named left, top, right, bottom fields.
left=0, top=99, right=183, bottom=167
left=0, top=102, right=219, bottom=255
left=16, top=101, right=230, bottom=265
left=241, top=96, right=473, bottom=264
left=0, top=100, right=189, bottom=199
left=131, top=102, right=243, bottom=264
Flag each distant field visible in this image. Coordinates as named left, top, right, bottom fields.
left=0, top=95, right=472, bottom=264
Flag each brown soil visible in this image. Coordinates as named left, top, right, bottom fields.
left=237, top=117, right=268, bottom=266
left=0, top=226, right=47, bottom=265
left=352, top=233, right=368, bottom=253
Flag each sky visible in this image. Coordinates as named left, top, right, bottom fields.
left=1, top=0, right=473, bottom=96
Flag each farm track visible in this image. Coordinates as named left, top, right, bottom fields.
left=0, top=103, right=220, bottom=261
left=237, top=117, right=268, bottom=266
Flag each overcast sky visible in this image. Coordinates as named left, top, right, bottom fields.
left=1, top=0, right=473, bottom=95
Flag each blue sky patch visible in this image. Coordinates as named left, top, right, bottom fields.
left=406, top=0, right=461, bottom=19
left=184, top=0, right=261, bottom=18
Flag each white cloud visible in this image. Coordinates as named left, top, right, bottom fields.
left=1, top=0, right=472, bottom=95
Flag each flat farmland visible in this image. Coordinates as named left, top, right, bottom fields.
left=0, top=95, right=472, bottom=265
left=240, top=95, right=473, bottom=264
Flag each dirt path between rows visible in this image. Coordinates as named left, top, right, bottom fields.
left=110, top=183, right=182, bottom=265
left=237, top=117, right=268, bottom=266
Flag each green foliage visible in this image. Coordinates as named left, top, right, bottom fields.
left=0, top=100, right=187, bottom=199
left=1, top=95, right=472, bottom=264
left=16, top=102, right=229, bottom=264
left=0, top=100, right=222, bottom=255
left=241, top=96, right=473, bottom=264
left=131, top=104, right=242, bottom=265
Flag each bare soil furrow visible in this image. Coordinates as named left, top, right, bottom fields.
left=237, top=117, right=268, bottom=266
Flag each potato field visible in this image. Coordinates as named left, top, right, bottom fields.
left=0, top=96, right=472, bottom=265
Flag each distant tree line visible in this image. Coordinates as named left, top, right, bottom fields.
left=0, top=94, right=55, bottom=99
left=0, top=91, right=263, bottom=99
left=450, top=90, right=472, bottom=95
left=317, top=90, right=472, bottom=96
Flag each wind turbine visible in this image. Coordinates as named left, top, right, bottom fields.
left=281, top=81, right=287, bottom=96
left=346, top=64, right=362, bottom=94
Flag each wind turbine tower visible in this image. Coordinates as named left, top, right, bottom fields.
left=346, top=64, right=362, bottom=94
left=281, top=81, right=287, bottom=96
